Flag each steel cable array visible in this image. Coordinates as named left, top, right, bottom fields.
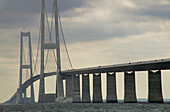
left=32, top=0, right=73, bottom=76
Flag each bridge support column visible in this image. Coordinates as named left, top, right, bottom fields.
left=93, top=73, right=103, bottom=103
left=148, top=70, right=163, bottom=103
left=23, top=90, right=27, bottom=98
left=82, top=74, right=91, bottom=103
left=56, top=73, right=64, bottom=102
left=16, top=88, right=22, bottom=104
left=38, top=0, right=45, bottom=103
left=54, top=0, right=64, bottom=102
left=39, top=0, right=64, bottom=103
left=106, top=73, right=117, bottom=103
left=124, top=71, right=137, bottom=103
left=73, top=75, right=80, bottom=103
left=66, top=75, right=73, bottom=102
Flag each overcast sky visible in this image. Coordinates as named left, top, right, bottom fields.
left=0, top=0, right=170, bottom=103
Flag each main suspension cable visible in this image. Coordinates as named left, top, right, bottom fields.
left=33, top=0, right=74, bottom=74
left=44, top=3, right=58, bottom=71
left=23, top=43, right=30, bottom=78
left=57, top=1, right=73, bottom=69
left=33, top=15, right=41, bottom=75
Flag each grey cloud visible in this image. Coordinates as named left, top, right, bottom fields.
left=132, top=4, right=170, bottom=19
left=1, top=0, right=40, bottom=13
left=2, top=0, right=85, bottom=13
left=59, top=0, right=170, bottom=43
left=1, top=0, right=170, bottom=43
left=0, top=0, right=85, bottom=30
left=0, top=12, right=39, bottom=29
left=58, top=0, right=86, bottom=12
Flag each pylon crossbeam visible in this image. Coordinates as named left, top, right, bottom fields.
left=21, top=32, right=30, bottom=36
left=22, top=65, right=31, bottom=69
left=44, top=43, right=57, bottom=49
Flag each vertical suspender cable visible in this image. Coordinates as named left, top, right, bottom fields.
left=57, top=1, right=73, bottom=69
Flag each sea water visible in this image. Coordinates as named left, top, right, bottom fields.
left=0, top=103, right=170, bottom=112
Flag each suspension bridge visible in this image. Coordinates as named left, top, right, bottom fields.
left=4, top=0, right=170, bottom=104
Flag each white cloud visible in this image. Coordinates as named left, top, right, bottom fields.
left=58, top=0, right=170, bottom=43
left=66, top=31, right=170, bottom=69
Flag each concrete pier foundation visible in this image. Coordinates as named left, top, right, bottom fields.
left=148, top=70, right=163, bottom=103
left=16, top=88, right=22, bottom=104
left=106, top=73, right=117, bottom=103
left=82, top=74, right=91, bottom=103
left=66, top=75, right=73, bottom=103
left=93, top=73, right=103, bottom=103
left=44, top=94, right=56, bottom=103
left=73, top=75, right=80, bottom=103
left=23, top=90, right=27, bottom=98
left=124, top=71, right=137, bottom=103
left=56, top=73, right=64, bottom=102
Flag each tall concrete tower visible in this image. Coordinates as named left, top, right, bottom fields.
left=38, top=0, right=64, bottom=103
left=17, top=32, right=35, bottom=104
left=54, top=0, right=64, bottom=102
left=38, top=0, right=45, bottom=103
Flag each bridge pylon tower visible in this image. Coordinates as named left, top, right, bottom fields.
left=16, top=31, right=35, bottom=104
left=38, top=0, right=64, bottom=103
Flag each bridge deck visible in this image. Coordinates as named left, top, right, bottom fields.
left=62, top=59, right=170, bottom=75
left=6, top=58, right=170, bottom=103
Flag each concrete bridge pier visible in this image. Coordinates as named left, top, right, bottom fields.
left=82, top=74, right=91, bottom=103
left=65, top=75, right=73, bottom=102
left=93, top=73, right=103, bottom=103
left=16, top=88, right=22, bottom=104
left=124, top=71, right=137, bottom=103
left=65, top=75, right=73, bottom=103
left=23, top=90, right=27, bottom=98
left=106, top=72, right=117, bottom=103
left=56, top=74, right=65, bottom=103
left=148, top=70, right=163, bottom=103
left=73, top=75, right=80, bottom=103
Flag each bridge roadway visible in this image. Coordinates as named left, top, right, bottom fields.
left=5, top=58, right=170, bottom=103
left=62, top=58, right=170, bottom=75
